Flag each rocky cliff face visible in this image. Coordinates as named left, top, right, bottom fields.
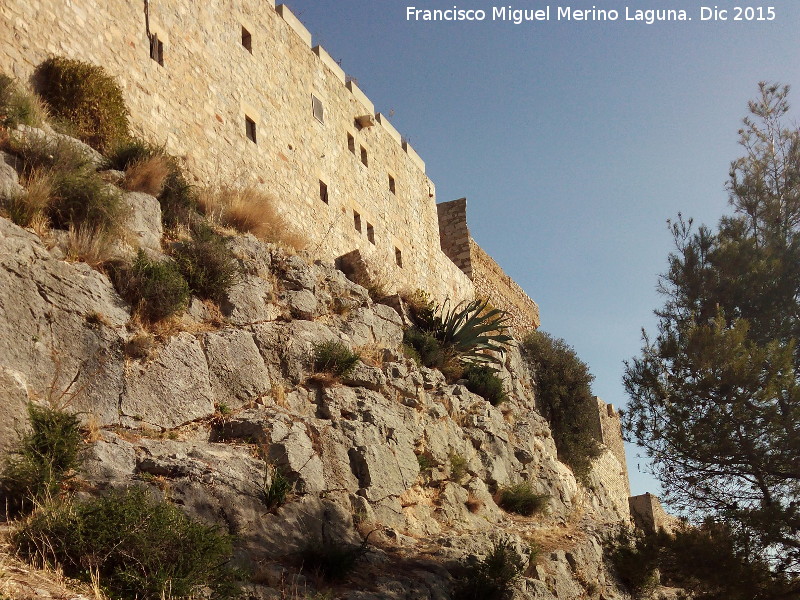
left=0, top=135, right=632, bottom=599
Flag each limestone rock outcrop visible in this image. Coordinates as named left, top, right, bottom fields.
left=0, top=205, right=632, bottom=598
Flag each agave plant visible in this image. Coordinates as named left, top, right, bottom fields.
left=436, top=298, right=513, bottom=364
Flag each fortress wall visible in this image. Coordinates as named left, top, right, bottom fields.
left=0, top=0, right=472, bottom=305
left=469, top=240, right=540, bottom=334
left=437, top=198, right=540, bottom=333
left=590, top=449, right=631, bottom=520
left=629, top=493, right=679, bottom=534
left=437, top=198, right=472, bottom=277
left=589, top=398, right=631, bottom=509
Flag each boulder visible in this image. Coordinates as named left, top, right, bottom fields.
left=200, top=328, right=273, bottom=409
left=0, top=151, right=23, bottom=199
left=120, top=191, right=162, bottom=251
left=121, top=333, right=215, bottom=428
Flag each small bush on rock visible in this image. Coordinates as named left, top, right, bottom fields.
left=312, top=341, right=360, bottom=379
left=449, top=453, right=468, bottom=482
left=107, top=137, right=164, bottom=171
left=13, top=486, right=240, bottom=600
left=114, top=250, right=190, bottom=321
left=174, top=223, right=239, bottom=302
left=497, top=482, right=549, bottom=516
left=0, top=404, right=82, bottom=516
left=464, top=364, right=508, bottom=406
left=5, top=134, right=125, bottom=235
left=0, top=73, right=47, bottom=128
left=261, top=464, right=292, bottom=511
left=604, top=527, right=661, bottom=597
left=158, top=165, right=199, bottom=228
left=35, top=57, right=129, bottom=152
left=453, top=541, right=526, bottom=600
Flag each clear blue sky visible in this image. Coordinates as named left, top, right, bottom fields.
left=284, top=0, right=800, bottom=498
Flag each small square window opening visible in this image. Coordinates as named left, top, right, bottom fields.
left=353, top=211, right=362, bottom=233
left=388, top=175, right=396, bottom=194
left=242, top=26, right=252, bottom=53
left=319, top=180, right=328, bottom=204
left=245, top=116, right=257, bottom=143
left=395, top=248, right=403, bottom=268
left=360, top=146, right=368, bottom=167
left=367, top=223, right=375, bottom=244
left=312, top=95, right=324, bottom=123
left=149, top=34, right=164, bottom=66
left=347, top=133, right=355, bottom=154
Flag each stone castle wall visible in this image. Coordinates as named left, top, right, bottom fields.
left=0, top=0, right=473, bottom=305
left=588, top=398, right=631, bottom=514
left=437, top=198, right=540, bottom=334
left=629, top=493, right=679, bottom=533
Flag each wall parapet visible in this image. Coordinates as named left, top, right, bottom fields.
left=437, top=198, right=540, bottom=334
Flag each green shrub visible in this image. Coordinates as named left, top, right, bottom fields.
left=48, top=168, right=124, bottom=232
left=13, top=487, right=240, bottom=600
left=0, top=404, right=82, bottom=515
left=449, top=453, right=468, bottom=482
left=0, top=73, right=44, bottom=128
left=497, top=482, right=549, bottom=517
left=403, top=327, right=447, bottom=369
left=604, top=527, right=661, bottom=597
left=114, top=250, right=190, bottom=321
left=522, top=331, right=602, bottom=485
left=262, top=465, right=292, bottom=511
left=159, top=166, right=199, bottom=228
left=35, top=57, right=129, bottom=152
left=5, top=132, right=92, bottom=176
left=174, top=224, right=239, bottom=302
left=464, top=364, right=508, bottom=406
left=106, top=137, right=165, bottom=171
left=312, top=340, right=360, bottom=378
left=452, top=541, right=526, bottom=600
left=417, top=453, right=434, bottom=473
left=4, top=134, right=125, bottom=234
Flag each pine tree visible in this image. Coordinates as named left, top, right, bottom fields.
left=623, top=83, right=800, bottom=593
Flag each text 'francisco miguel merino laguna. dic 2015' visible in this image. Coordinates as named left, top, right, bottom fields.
left=406, top=6, right=692, bottom=25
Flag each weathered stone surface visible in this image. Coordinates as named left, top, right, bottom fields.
left=121, top=333, right=214, bottom=428
left=251, top=320, right=340, bottom=384
left=14, top=124, right=105, bottom=168
left=223, top=275, right=282, bottom=325
left=340, top=305, right=404, bottom=348
left=200, top=329, right=272, bottom=409
left=120, top=191, right=162, bottom=252
left=0, top=218, right=127, bottom=425
left=342, top=361, right=387, bottom=391
left=0, top=367, right=30, bottom=457
left=275, top=253, right=316, bottom=292
left=284, top=288, right=319, bottom=320
left=0, top=151, right=23, bottom=199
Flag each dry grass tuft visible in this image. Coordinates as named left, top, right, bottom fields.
left=83, top=415, right=103, bottom=443
left=121, top=155, right=170, bottom=196
left=197, top=186, right=307, bottom=250
left=1, top=168, right=53, bottom=229
left=61, top=225, right=117, bottom=267
left=355, top=344, right=390, bottom=368
left=465, top=493, right=484, bottom=513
